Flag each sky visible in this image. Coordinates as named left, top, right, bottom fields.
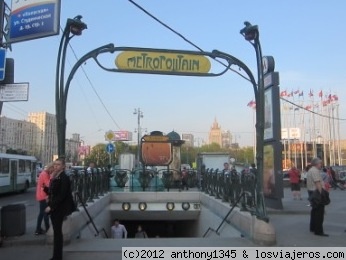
left=1, top=0, right=346, bottom=147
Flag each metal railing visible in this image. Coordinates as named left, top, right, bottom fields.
left=69, top=167, right=110, bottom=208
left=69, top=167, right=257, bottom=209
left=68, top=167, right=258, bottom=229
left=203, top=192, right=245, bottom=237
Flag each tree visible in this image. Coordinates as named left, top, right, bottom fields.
left=84, top=143, right=115, bottom=167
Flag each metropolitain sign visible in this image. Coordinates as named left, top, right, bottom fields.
left=115, top=50, right=211, bottom=75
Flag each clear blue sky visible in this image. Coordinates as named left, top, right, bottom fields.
left=2, top=0, right=346, bottom=147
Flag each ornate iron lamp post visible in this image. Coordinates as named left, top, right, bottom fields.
left=240, top=21, right=267, bottom=220
left=56, top=16, right=87, bottom=158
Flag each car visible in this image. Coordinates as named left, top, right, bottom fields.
left=66, top=166, right=85, bottom=176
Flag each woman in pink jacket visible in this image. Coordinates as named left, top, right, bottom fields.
left=35, top=163, right=54, bottom=235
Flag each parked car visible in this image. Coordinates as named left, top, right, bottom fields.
left=66, top=166, right=85, bottom=176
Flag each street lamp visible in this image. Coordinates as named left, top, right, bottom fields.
left=240, top=21, right=267, bottom=220
left=133, top=108, right=143, bottom=164
left=56, top=16, right=87, bottom=158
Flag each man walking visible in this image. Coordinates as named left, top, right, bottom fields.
left=111, top=219, right=128, bottom=239
left=306, top=158, right=328, bottom=237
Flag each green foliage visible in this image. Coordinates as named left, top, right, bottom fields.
left=180, top=143, right=255, bottom=166
left=84, top=142, right=137, bottom=167
left=84, top=141, right=255, bottom=168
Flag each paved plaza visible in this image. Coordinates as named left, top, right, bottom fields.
left=0, top=187, right=345, bottom=259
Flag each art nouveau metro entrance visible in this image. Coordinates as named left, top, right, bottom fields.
left=54, top=17, right=283, bottom=250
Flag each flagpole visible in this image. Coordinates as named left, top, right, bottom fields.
left=336, top=102, right=341, bottom=165
left=281, top=101, right=286, bottom=169
left=320, top=91, right=328, bottom=165
left=299, top=102, right=304, bottom=171
left=253, top=106, right=256, bottom=162
left=327, top=97, right=333, bottom=165
left=303, top=114, right=308, bottom=167
left=331, top=102, right=337, bottom=166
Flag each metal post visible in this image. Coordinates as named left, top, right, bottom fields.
left=55, top=16, right=87, bottom=158
left=134, top=108, right=143, bottom=165
left=240, top=21, right=268, bottom=221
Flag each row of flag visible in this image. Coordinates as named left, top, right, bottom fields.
left=280, top=89, right=339, bottom=101
left=247, top=91, right=339, bottom=110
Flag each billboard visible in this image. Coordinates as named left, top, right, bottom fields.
left=0, top=83, right=29, bottom=101
left=141, top=142, right=172, bottom=166
left=264, top=88, right=273, bottom=140
left=105, top=130, right=132, bottom=141
left=9, top=0, right=61, bottom=43
left=281, top=128, right=301, bottom=140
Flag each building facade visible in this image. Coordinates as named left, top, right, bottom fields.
left=65, top=133, right=81, bottom=164
left=221, top=130, right=232, bottom=148
left=1, top=112, right=83, bottom=165
left=208, top=118, right=222, bottom=146
left=182, top=133, right=194, bottom=147
left=0, top=116, right=36, bottom=153
left=28, top=112, right=58, bottom=164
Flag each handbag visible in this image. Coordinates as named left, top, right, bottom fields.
left=320, top=189, right=331, bottom=205
left=311, top=189, right=330, bottom=208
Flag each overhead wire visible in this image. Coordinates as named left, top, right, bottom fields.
left=62, top=27, right=122, bottom=130
left=127, top=0, right=251, bottom=83
left=2, top=103, right=27, bottom=118
left=128, top=0, right=345, bottom=123
left=280, top=97, right=346, bottom=121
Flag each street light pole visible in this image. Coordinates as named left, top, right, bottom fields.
left=56, top=16, right=87, bottom=158
left=133, top=108, right=143, bottom=165
left=240, top=21, right=267, bottom=220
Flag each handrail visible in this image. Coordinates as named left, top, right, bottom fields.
left=75, top=191, right=108, bottom=238
left=203, top=192, right=245, bottom=238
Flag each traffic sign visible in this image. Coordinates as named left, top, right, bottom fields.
left=0, top=83, right=29, bottom=102
left=106, top=143, right=115, bottom=153
left=105, top=130, right=115, bottom=142
left=0, top=49, right=6, bottom=80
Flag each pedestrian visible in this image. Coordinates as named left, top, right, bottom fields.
left=250, top=163, right=257, bottom=176
left=321, top=168, right=331, bottom=192
left=111, top=219, right=128, bottom=239
left=35, top=163, right=54, bottom=235
left=87, top=162, right=96, bottom=174
left=45, top=158, right=75, bottom=260
left=135, top=225, right=148, bottom=238
left=306, top=157, right=328, bottom=237
left=288, top=166, right=302, bottom=200
left=181, top=167, right=189, bottom=190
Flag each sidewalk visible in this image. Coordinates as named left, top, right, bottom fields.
left=1, top=187, right=345, bottom=259
left=269, top=187, right=346, bottom=246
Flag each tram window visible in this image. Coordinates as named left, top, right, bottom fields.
left=19, top=159, right=25, bottom=172
left=1, top=158, right=9, bottom=174
left=25, top=160, right=31, bottom=172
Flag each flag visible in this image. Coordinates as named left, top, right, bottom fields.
left=247, top=100, right=256, bottom=109
left=328, top=94, right=332, bottom=100
left=308, top=89, right=313, bottom=97
left=280, top=90, right=287, bottom=97
left=305, top=105, right=312, bottom=110
left=318, top=90, right=323, bottom=98
left=294, top=107, right=299, bottom=111
left=332, top=94, right=338, bottom=101
left=294, top=90, right=300, bottom=94
left=299, top=91, right=304, bottom=96
left=323, top=100, right=330, bottom=106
